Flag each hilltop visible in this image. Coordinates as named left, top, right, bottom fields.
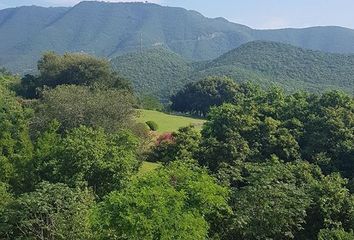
left=1, top=1, right=354, bottom=72
left=111, top=41, right=354, bottom=100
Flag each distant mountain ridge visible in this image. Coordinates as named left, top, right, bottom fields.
left=1, top=1, right=354, bottom=73
left=111, top=42, right=354, bottom=101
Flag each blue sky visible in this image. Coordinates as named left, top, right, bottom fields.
left=1, top=0, right=354, bottom=29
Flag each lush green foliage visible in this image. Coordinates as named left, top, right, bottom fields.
left=113, top=42, right=354, bottom=101
left=198, top=41, right=354, bottom=93
left=148, top=83, right=354, bottom=239
left=92, top=161, right=229, bottom=240
left=139, top=94, right=164, bottom=111
left=171, top=76, right=240, bottom=116
left=32, top=85, right=136, bottom=133
left=111, top=48, right=192, bottom=102
left=0, top=182, right=95, bottom=240
left=33, top=124, right=140, bottom=197
left=145, top=120, right=159, bottom=131
left=18, top=52, right=133, bottom=98
left=148, top=126, right=201, bottom=164
left=200, top=88, right=354, bottom=174
left=0, top=82, right=33, bottom=193
left=318, top=228, right=354, bottom=240
left=1, top=47, right=354, bottom=239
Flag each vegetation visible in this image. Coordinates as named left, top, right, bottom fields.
left=111, top=48, right=192, bottom=102
left=198, top=41, right=354, bottom=93
left=138, top=109, right=206, bottom=133
left=112, top=42, right=354, bottom=101
left=1, top=49, right=354, bottom=239
left=3, top=2, right=354, bottom=74
left=171, top=76, right=240, bottom=116
left=32, top=85, right=136, bottom=133
left=18, top=52, right=133, bottom=99
left=145, top=120, right=159, bottom=131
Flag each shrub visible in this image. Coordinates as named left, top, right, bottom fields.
left=146, top=121, right=159, bottom=131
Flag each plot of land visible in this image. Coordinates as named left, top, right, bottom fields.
left=137, top=109, right=206, bottom=133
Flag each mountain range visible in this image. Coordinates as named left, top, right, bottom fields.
left=112, top=41, right=354, bottom=101
left=1, top=1, right=354, bottom=73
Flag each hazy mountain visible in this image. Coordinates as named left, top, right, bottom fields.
left=1, top=1, right=354, bottom=73
left=111, top=42, right=354, bottom=100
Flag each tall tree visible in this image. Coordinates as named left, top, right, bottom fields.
left=171, top=76, right=240, bottom=116
left=93, top=161, right=230, bottom=239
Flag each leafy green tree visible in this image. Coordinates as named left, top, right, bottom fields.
left=92, top=161, right=230, bottom=240
left=148, top=126, right=201, bottom=164
left=301, top=91, right=354, bottom=178
left=33, top=125, right=140, bottom=197
left=139, top=94, right=164, bottom=111
left=318, top=228, right=354, bottom=240
left=171, top=76, right=240, bottom=116
left=0, top=84, right=33, bottom=193
left=218, top=159, right=314, bottom=239
left=32, top=85, right=136, bottom=133
left=0, top=183, right=13, bottom=237
left=298, top=173, right=354, bottom=239
left=0, top=182, right=95, bottom=240
left=19, top=52, right=133, bottom=98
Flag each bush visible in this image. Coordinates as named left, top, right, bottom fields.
left=146, top=121, right=159, bottom=131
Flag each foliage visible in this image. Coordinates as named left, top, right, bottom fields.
left=148, top=126, right=201, bottom=164
left=200, top=88, right=354, bottom=174
left=112, top=48, right=193, bottom=102
left=171, top=76, right=240, bottom=116
left=33, top=125, right=140, bottom=197
left=0, top=182, right=95, bottom=240
left=18, top=52, right=133, bottom=98
left=139, top=94, right=164, bottom=111
left=138, top=109, right=205, bottom=133
left=92, top=161, right=230, bottom=240
left=32, top=85, right=136, bottom=133
left=220, top=159, right=315, bottom=239
left=318, top=228, right=354, bottom=240
left=117, top=41, right=354, bottom=101
left=145, top=120, right=159, bottom=131
left=0, top=84, right=33, bottom=193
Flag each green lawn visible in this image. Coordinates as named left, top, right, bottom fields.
left=138, top=161, right=161, bottom=176
left=138, top=109, right=206, bottom=133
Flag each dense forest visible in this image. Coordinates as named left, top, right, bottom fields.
left=0, top=51, right=353, bottom=240
left=2, top=2, right=354, bottom=73
left=112, top=42, right=354, bottom=101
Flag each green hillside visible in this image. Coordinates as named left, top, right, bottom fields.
left=199, top=41, right=354, bottom=93
left=2, top=2, right=354, bottom=73
left=111, top=42, right=354, bottom=100
left=111, top=48, right=192, bottom=102
left=138, top=109, right=205, bottom=133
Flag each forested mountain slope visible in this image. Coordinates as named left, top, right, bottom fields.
left=196, top=41, right=354, bottom=93
left=111, top=42, right=354, bottom=100
left=1, top=1, right=354, bottom=73
left=111, top=48, right=192, bottom=101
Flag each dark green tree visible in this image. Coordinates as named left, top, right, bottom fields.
left=171, top=76, right=240, bottom=116
left=19, top=52, right=133, bottom=98
left=0, top=182, right=95, bottom=240
left=32, top=85, right=136, bottom=133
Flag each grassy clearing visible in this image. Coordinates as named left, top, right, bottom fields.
left=138, top=161, right=161, bottom=176
left=138, top=109, right=206, bottom=133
